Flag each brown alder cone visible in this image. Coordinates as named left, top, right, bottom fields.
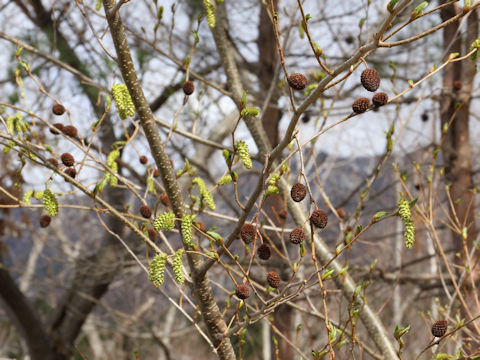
left=52, top=104, right=66, bottom=115
left=289, top=228, right=305, bottom=244
left=336, top=208, right=346, bottom=219
left=63, top=125, right=78, bottom=138
left=290, top=183, right=307, bottom=202
left=257, top=244, right=271, bottom=260
left=360, top=68, right=380, bottom=92
left=183, top=80, right=194, bottom=95
left=310, top=209, right=328, bottom=229
left=240, top=223, right=256, bottom=244
left=372, top=92, right=388, bottom=107
left=235, top=284, right=250, bottom=300
left=267, top=271, right=281, bottom=288
left=61, top=153, right=75, bottom=167
left=50, top=123, right=64, bottom=135
left=431, top=320, right=448, bottom=338
left=39, top=215, right=51, bottom=228
left=64, top=168, right=77, bottom=179
left=352, top=97, right=370, bottom=113
left=287, top=73, right=308, bottom=90
left=160, top=193, right=170, bottom=207
left=140, top=205, right=152, bottom=218
left=47, top=158, right=59, bottom=167
left=139, top=155, right=148, bottom=164
left=147, top=228, right=157, bottom=242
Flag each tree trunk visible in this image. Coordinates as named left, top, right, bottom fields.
left=257, top=2, right=294, bottom=359
left=440, top=2, right=479, bottom=347
left=0, top=263, right=67, bottom=360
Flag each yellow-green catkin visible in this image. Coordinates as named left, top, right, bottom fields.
left=218, top=175, right=232, bottom=185
left=240, top=107, right=260, bottom=119
left=153, top=212, right=176, bottom=231
left=34, top=191, right=44, bottom=200
left=23, top=190, right=34, bottom=204
left=192, top=177, right=216, bottom=210
left=43, top=189, right=58, bottom=217
left=111, top=84, right=135, bottom=119
left=204, top=0, right=215, bottom=29
left=398, top=198, right=415, bottom=248
left=181, top=214, right=194, bottom=245
left=172, top=248, right=185, bottom=284
left=266, top=185, right=279, bottom=196
left=105, top=150, right=120, bottom=187
left=148, top=253, right=167, bottom=286
left=236, top=141, right=252, bottom=169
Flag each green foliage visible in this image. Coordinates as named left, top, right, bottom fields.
left=471, top=37, right=480, bottom=61
left=411, top=2, right=428, bottom=19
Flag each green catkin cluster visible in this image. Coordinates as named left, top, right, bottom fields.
left=43, top=189, right=58, bottom=217
left=105, top=150, right=120, bottom=187
left=181, top=214, right=194, bottom=245
left=172, top=249, right=185, bottom=284
left=153, top=212, right=176, bottom=231
left=398, top=198, right=415, bottom=248
left=240, top=107, right=260, bottom=118
left=6, top=114, right=28, bottom=136
left=111, top=84, right=135, bottom=119
left=269, top=174, right=280, bottom=185
left=218, top=175, right=232, bottom=185
left=235, top=141, right=252, bottom=169
left=6, top=116, right=14, bottom=135
left=34, top=191, right=44, bottom=200
left=148, top=253, right=167, bottom=286
left=23, top=190, right=34, bottom=204
left=222, top=149, right=232, bottom=167
left=192, top=177, right=216, bottom=210
left=266, top=185, right=279, bottom=196
left=204, top=0, right=215, bottom=29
